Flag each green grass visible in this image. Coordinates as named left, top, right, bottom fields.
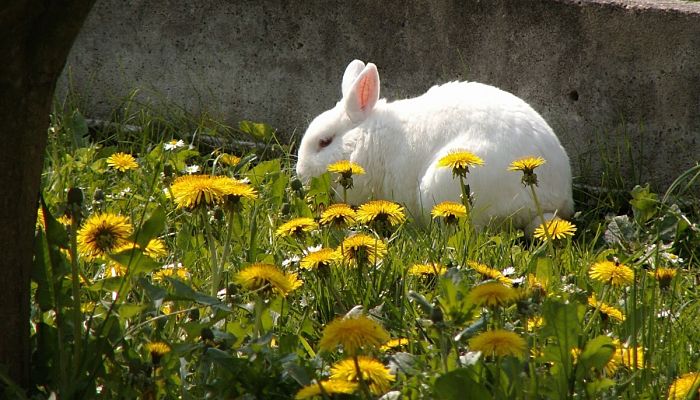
left=19, top=100, right=700, bottom=399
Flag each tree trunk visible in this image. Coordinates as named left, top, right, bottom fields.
left=0, top=1, right=95, bottom=389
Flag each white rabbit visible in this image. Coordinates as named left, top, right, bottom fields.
left=296, top=59, right=573, bottom=232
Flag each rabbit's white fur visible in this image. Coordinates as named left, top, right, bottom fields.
left=296, top=60, right=573, bottom=231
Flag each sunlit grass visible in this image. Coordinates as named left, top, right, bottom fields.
left=29, top=104, right=700, bottom=399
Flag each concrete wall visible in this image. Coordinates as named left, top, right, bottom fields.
left=58, top=0, right=700, bottom=189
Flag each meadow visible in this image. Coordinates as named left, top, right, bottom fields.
left=21, top=102, right=700, bottom=399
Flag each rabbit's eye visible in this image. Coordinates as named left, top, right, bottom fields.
left=319, top=136, right=334, bottom=149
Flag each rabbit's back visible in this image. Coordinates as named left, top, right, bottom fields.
left=373, top=81, right=573, bottom=226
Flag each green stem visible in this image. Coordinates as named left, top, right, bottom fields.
left=353, top=355, right=373, bottom=398
left=528, top=185, right=555, bottom=255
left=253, top=297, right=266, bottom=339
left=69, top=218, right=83, bottom=373
left=218, top=207, right=237, bottom=289
left=202, top=209, right=220, bottom=297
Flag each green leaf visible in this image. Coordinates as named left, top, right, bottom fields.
left=586, top=378, right=616, bottom=396
left=32, top=229, right=53, bottom=311
left=580, top=335, right=615, bottom=371
left=166, top=278, right=230, bottom=311
left=433, top=368, right=490, bottom=399
left=66, top=110, right=88, bottom=148
left=604, top=215, right=637, bottom=247
left=137, top=277, right=167, bottom=302
left=133, top=207, right=166, bottom=247
left=40, top=196, right=69, bottom=249
left=86, top=277, right=126, bottom=293
left=630, top=184, right=658, bottom=223
left=118, top=304, right=146, bottom=319
left=244, top=159, right=281, bottom=186
left=306, top=172, right=332, bottom=206
left=542, top=300, right=582, bottom=355
left=110, top=248, right=161, bottom=275
left=239, top=120, right=275, bottom=141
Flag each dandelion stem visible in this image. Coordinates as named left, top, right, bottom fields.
left=202, top=209, right=220, bottom=297
left=69, top=217, right=83, bottom=373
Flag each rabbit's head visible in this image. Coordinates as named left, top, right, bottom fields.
left=296, top=60, right=380, bottom=182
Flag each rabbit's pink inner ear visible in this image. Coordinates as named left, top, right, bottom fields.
left=342, top=59, right=366, bottom=97
left=344, top=63, right=380, bottom=123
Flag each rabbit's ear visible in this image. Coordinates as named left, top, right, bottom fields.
left=344, top=63, right=380, bottom=123
left=342, top=60, right=366, bottom=97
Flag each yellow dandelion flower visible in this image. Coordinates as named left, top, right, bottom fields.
left=330, top=356, right=395, bottom=395
left=467, top=282, right=517, bottom=308
left=668, top=372, right=700, bottom=400
left=588, top=295, right=625, bottom=322
left=170, top=175, right=226, bottom=209
left=276, top=217, right=318, bottom=238
left=319, top=314, right=390, bottom=354
left=571, top=347, right=618, bottom=376
left=319, top=203, right=356, bottom=227
left=295, top=380, right=358, bottom=399
left=152, top=263, right=191, bottom=282
left=356, top=200, right=406, bottom=226
left=526, top=274, right=549, bottom=299
left=339, top=234, right=387, bottom=265
left=235, top=263, right=302, bottom=297
left=143, top=238, right=168, bottom=259
left=589, top=260, right=634, bottom=287
left=508, top=156, right=546, bottom=173
left=381, top=338, right=409, bottom=351
left=613, top=340, right=644, bottom=371
left=437, top=150, right=484, bottom=176
left=215, top=176, right=257, bottom=205
left=36, top=207, right=46, bottom=231
left=107, top=152, right=139, bottom=172
left=469, top=329, right=526, bottom=359
left=408, top=263, right=447, bottom=277
left=533, top=219, right=576, bottom=241
left=145, top=341, right=171, bottom=356
left=431, top=201, right=467, bottom=223
left=219, top=153, right=241, bottom=166
left=526, top=316, right=544, bottom=332
left=649, top=267, right=677, bottom=289
left=57, top=214, right=73, bottom=226
left=300, top=248, right=342, bottom=270
left=145, top=341, right=171, bottom=364
left=327, top=160, right=366, bottom=176
left=468, top=261, right=512, bottom=286
left=77, top=213, right=133, bottom=261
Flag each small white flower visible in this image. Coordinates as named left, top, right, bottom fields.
left=164, top=139, right=185, bottom=151
left=501, top=266, right=516, bottom=276
left=238, top=177, right=251, bottom=184
left=162, top=262, right=184, bottom=270
left=511, top=276, right=525, bottom=286
left=459, top=351, right=482, bottom=366
left=305, top=244, right=323, bottom=254
left=184, top=165, right=200, bottom=174
left=281, top=255, right=301, bottom=267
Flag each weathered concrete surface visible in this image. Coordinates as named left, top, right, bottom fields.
left=58, top=0, right=700, bottom=189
